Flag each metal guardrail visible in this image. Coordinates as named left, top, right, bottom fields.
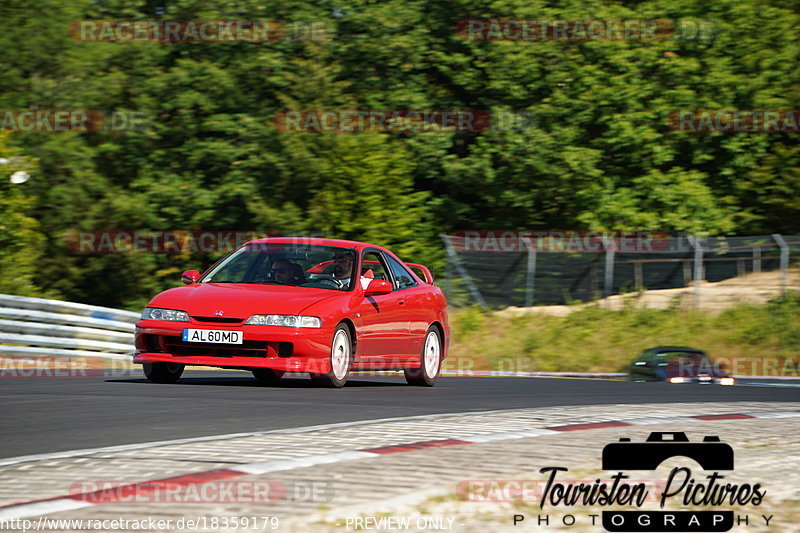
left=0, top=294, right=137, bottom=359
left=1, top=294, right=795, bottom=381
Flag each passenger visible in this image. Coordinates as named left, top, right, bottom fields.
left=288, top=262, right=307, bottom=284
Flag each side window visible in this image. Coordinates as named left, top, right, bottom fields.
left=361, top=251, right=390, bottom=281
left=636, top=351, right=655, bottom=365
left=385, top=255, right=418, bottom=290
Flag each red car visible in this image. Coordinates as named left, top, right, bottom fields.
left=133, top=238, right=449, bottom=387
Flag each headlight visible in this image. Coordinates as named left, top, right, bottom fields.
left=668, top=377, right=687, bottom=384
left=719, top=377, right=735, bottom=386
left=141, top=307, right=190, bottom=322
left=244, top=315, right=321, bottom=328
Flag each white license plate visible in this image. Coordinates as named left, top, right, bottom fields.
left=182, top=329, right=243, bottom=344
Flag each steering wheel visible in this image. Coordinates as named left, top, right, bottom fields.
left=319, top=278, right=344, bottom=289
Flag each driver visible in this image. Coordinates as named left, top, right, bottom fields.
left=331, top=252, right=355, bottom=287
left=271, top=260, right=293, bottom=284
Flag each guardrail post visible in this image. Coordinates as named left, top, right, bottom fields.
left=772, top=234, right=789, bottom=297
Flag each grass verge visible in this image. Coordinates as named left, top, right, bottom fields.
left=445, top=293, right=800, bottom=376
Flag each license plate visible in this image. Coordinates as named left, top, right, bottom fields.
left=182, top=329, right=243, bottom=344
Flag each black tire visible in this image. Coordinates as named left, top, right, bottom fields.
left=310, top=324, right=352, bottom=388
left=404, top=326, right=442, bottom=387
left=251, top=368, right=285, bottom=385
left=143, top=362, right=184, bottom=384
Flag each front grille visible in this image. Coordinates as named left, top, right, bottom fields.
left=159, top=336, right=269, bottom=358
left=191, top=316, right=244, bottom=324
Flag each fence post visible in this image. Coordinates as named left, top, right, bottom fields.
left=603, top=236, right=615, bottom=305
left=634, top=261, right=644, bottom=290
left=525, top=243, right=537, bottom=307
left=753, top=246, right=761, bottom=273
left=441, top=234, right=488, bottom=308
left=683, top=261, right=692, bottom=287
left=690, top=237, right=704, bottom=308
left=772, top=234, right=789, bottom=297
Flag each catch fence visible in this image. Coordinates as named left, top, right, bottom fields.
left=441, top=233, right=800, bottom=308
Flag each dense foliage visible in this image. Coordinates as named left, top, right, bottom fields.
left=0, top=0, right=798, bottom=309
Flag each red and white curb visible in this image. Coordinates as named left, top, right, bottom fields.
left=1, top=410, right=797, bottom=520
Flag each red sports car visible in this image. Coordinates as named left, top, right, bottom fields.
left=133, top=238, right=449, bottom=387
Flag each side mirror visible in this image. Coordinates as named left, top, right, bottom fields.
left=181, top=270, right=200, bottom=285
left=364, top=278, right=393, bottom=297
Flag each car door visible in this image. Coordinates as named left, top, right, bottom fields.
left=355, top=250, right=411, bottom=362
left=384, top=253, right=429, bottom=357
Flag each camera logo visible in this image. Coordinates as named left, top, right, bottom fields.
left=510, top=429, right=769, bottom=531
left=601, top=432, right=743, bottom=532
left=602, top=432, right=734, bottom=471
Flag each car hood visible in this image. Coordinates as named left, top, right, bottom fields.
left=148, top=283, right=341, bottom=319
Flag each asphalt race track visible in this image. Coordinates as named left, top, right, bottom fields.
left=0, top=371, right=798, bottom=460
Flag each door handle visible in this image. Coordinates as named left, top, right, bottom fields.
left=398, top=300, right=405, bottom=305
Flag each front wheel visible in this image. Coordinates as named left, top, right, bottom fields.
left=310, top=324, right=352, bottom=388
left=143, top=362, right=184, bottom=384
left=405, top=326, right=442, bottom=386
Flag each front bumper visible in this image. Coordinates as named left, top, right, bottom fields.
left=133, top=320, right=333, bottom=373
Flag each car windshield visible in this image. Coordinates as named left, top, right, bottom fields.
left=201, top=244, right=357, bottom=291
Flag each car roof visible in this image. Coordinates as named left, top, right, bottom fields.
left=644, top=346, right=707, bottom=355
left=243, top=237, right=377, bottom=251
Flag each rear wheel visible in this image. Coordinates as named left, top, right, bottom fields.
left=251, top=368, right=285, bottom=385
left=143, top=362, right=184, bottom=384
left=311, top=324, right=352, bottom=388
left=405, top=326, right=441, bottom=387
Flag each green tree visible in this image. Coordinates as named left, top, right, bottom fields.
left=0, top=132, right=48, bottom=296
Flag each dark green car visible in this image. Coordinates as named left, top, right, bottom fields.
left=629, top=346, right=734, bottom=385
